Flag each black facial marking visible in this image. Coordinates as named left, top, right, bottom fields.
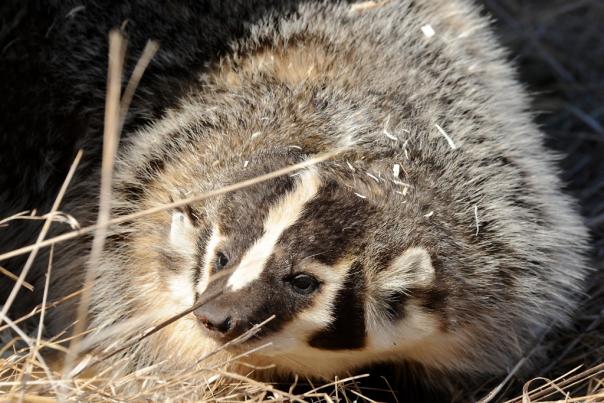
left=279, top=181, right=374, bottom=266
left=308, top=261, right=367, bottom=350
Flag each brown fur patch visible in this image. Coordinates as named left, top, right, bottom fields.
left=214, top=43, right=333, bottom=87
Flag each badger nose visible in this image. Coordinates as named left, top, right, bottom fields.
left=194, top=305, right=235, bottom=335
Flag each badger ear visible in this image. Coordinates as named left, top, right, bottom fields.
left=369, top=247, right=436, bottom=324
left=388, top=247, right=435, bottom=287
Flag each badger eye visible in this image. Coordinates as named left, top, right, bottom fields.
left=290, top=274, right=319, bottom=295
left=215, top=252, right=229, bottom=271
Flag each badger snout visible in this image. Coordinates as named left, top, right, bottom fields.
left=194, top=307, right=233, bottom=334
left=194, top=302, right=245, bottom=340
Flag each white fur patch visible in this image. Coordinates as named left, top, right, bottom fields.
left=227, top=168, right=322, bottom=291
left=388, top=247, right=435, bottom=287
left=169, top=211, right=194, bottom=252
left=168, top=270, right=196, bottom=309
left=165, top=210, right=198, bottom=308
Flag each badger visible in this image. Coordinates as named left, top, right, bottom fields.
left=0, top=0, right=591, bottom=395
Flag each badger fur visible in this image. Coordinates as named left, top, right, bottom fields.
left=0, top=0, right=591, bottom=395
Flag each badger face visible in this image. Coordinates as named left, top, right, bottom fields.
left=194, top=166, right=371, bottom=350
left=160, top=156, right=456, bottom=376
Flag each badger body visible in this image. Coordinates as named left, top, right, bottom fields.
left=0, top=0, right=591, bottom=393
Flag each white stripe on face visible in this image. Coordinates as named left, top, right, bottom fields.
left=197, top=225, right=224, bottom=295
left=227, top=168, right=322, bottom=291
left=169, top=210, right=195, bottom=255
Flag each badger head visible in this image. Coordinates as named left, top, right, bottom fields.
left=149, top=150, right=464, bottom=378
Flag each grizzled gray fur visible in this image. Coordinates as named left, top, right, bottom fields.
left=0, top=0, right=591, bottom=397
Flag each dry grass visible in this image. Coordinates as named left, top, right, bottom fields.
left=1, top=0, right=603, bottom=401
